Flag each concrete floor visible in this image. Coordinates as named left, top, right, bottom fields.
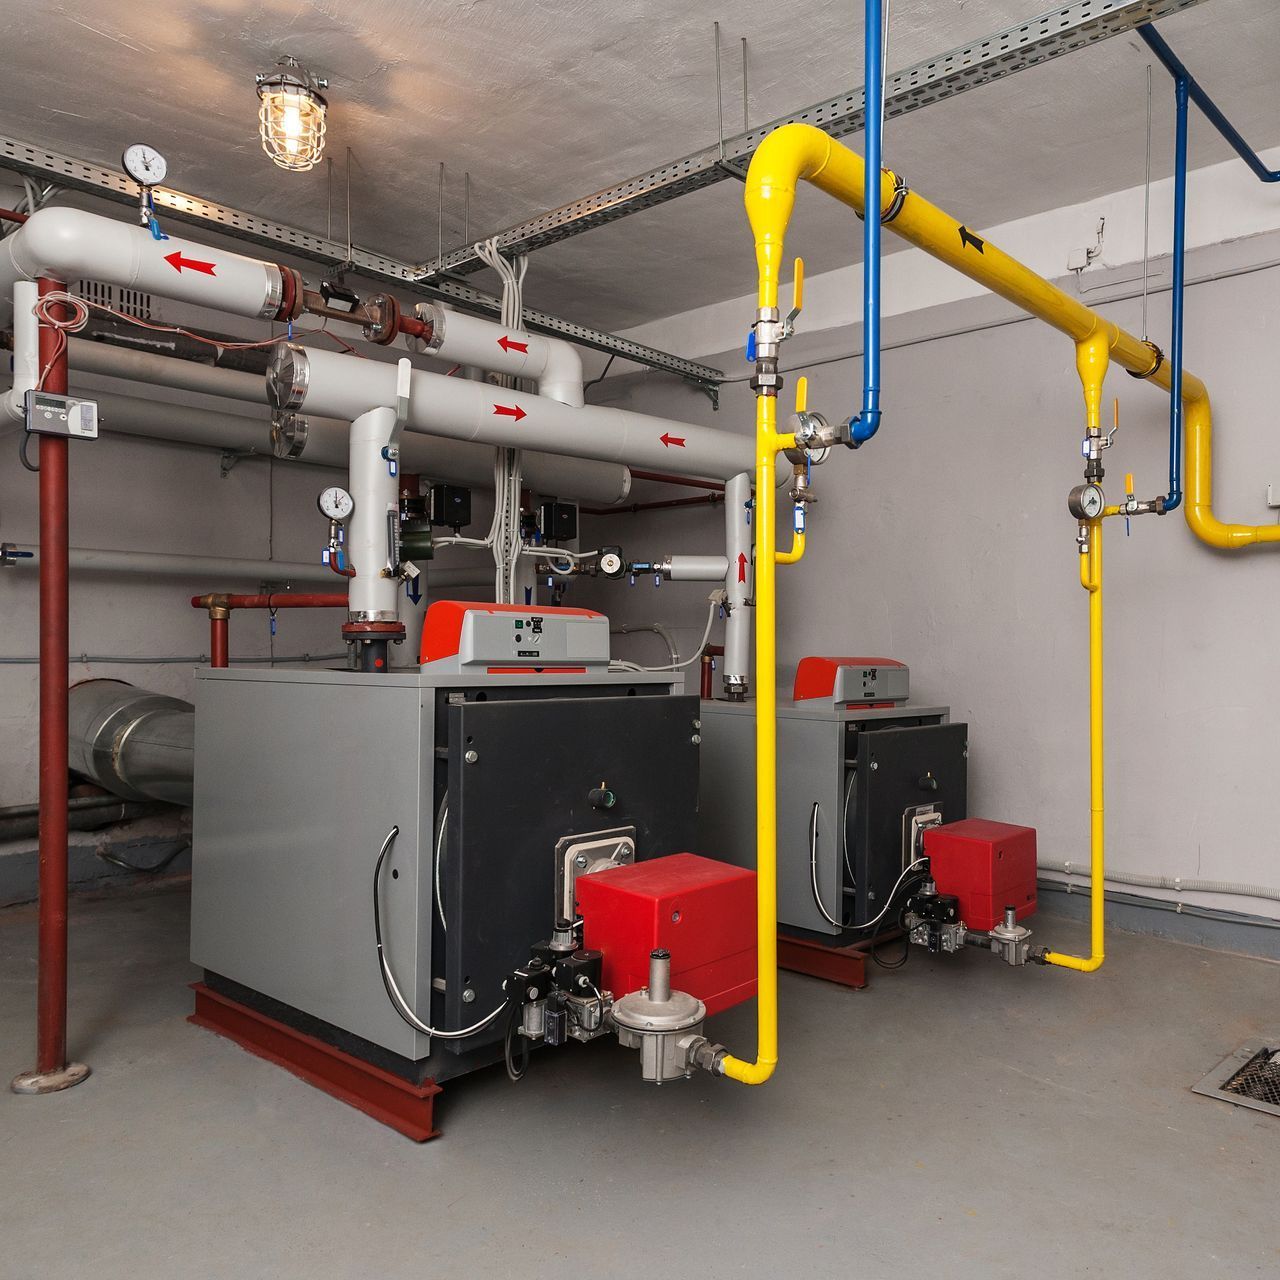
left=1, top=886, right=1277, bottom=1279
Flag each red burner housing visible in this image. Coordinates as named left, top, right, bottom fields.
left=923, top=818, right=1037, bottom=931
left=577, top=853, right=756, bottom=1016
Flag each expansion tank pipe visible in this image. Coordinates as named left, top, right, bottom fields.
left=850, top=0, right=884, bottom=446
left=269, top=345, right=752, bottom=483
left=11, top=278, right=89, bottom=1096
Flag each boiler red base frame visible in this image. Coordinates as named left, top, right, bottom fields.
left=188, top=983, right=441, bottom=1142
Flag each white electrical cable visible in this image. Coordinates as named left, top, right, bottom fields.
left=474, top=238, right=530, bottom=603
left=619, top=594, right=722, bottom=673
left=433, top=798, right=448, bottom=933
left=373, top=825, right=506, bottom=1039
left=809, top=801, right=844, bottom=928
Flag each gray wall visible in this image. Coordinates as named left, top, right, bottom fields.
left=580, top=239, right=1280, bottom=923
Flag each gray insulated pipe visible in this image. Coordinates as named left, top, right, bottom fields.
left=67, top=680, right=194, bottom=807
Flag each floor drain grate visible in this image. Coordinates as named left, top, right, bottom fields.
left=1193, top=1039, right=1280, bottom=1118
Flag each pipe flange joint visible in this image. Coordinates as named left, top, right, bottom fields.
left=362, top=293, right=402, bottom=346
left=1124, top=340, right=1165, bottom=381
left=271, top=265, right=306, bottom=322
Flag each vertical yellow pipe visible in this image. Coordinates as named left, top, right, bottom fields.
left=721, top=394, right=781, bottom=1084
left=1044, top=519, right=1105, bottom=973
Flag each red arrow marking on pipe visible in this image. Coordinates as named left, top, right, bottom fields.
left=493, top=403, right=527, bottom=422
left=659, top=432, right=686, bottom=448
left=164, top=250, right=217, bottom=276
left=737, top=552, right=748, bottom=583
left=497, top=335, right=528, bottom=354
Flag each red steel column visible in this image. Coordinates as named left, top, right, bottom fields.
left=12, top=278, right=90, bottom=1095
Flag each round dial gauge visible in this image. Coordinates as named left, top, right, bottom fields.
left=317, top=486, right=354, bottom=521
left=598, top=551, right=625, bottom=578
left=122, top=143, right=168, bottom=187
left=1068, top=483, right=1105, bottom=521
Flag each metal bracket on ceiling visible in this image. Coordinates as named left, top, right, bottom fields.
left=416, top=0, right=1209, bottom=278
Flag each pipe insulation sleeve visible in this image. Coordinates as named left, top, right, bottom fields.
left=49, top=341, right=632, bottom=503
left=7, top=545, right=335, bottom=584
left=0, top=207, right=286, bottom=321
left=2, top=279, right=38, bottom=420
left=271, top=344, right=751, bottom=483
left=416, top=303, right=585, bottom=407
left=67, top=679, right=194, bottom=806
left=5, top=371, right=631, bottom=504
left=722, top=472, right=752, bottom=692
left=347, top=406, right=400, bottom=621
left=665, top=555, right=729, bottom=582
left=1039, top=860, right=1280, bottom=905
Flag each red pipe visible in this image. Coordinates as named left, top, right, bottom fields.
left=700, top=644, right=725, bottom=701
left=14, top=276, right=90, bottom=1093
left=192, top=593, right=349, bottom=670
left=192, top=593, right=350, bottom=611
left=629, top=470, right=725, bottom=493
left=582, top=493, right=723, bottom=517
left=0, top=206, right=30, bottom=225
left=209, top=616, right=229, bottom=669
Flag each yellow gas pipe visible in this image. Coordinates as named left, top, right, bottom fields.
left=719, top=122, right=1280, bottom=1085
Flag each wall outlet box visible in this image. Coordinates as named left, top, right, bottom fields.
left=1267, top=484, right=1280, bottom=509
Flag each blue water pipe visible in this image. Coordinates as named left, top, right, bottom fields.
left=849, top=0, right=883, bottom=446
left=1139, top=22, right=1279, bottom=512
left=1138, top=25, right=1280, bottom=184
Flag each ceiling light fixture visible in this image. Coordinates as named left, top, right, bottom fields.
left=255, top=56, right=328, bottom=172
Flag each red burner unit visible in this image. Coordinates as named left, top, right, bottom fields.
left=577, top=853, right=756, bottom=1016
left=923, top=818, right=1037, bottom=931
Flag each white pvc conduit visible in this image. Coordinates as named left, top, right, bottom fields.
left=1040, top=859, right=1280, bottom=906
left=0, top=208, right=287, bottom=321
left=272, top=345, right=753, bottom=482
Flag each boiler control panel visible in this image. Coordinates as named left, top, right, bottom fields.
left=419, top=601, right=611, bottom=673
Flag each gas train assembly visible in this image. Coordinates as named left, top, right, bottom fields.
left=5, top=3, right=1278, bottom=1141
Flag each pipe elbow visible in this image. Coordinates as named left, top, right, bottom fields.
left=6, top=207, right=112, bottom=282
left=720, top=1054, right=777, bottom=1086
left=538, top=338, right=584, bottom=408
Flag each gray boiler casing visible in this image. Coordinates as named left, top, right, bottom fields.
left=191, top=665, right=695, bottom=1080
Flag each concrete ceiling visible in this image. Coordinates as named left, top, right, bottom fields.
left=2, top=1, right=1278, bottom=334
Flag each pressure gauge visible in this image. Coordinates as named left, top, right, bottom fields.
left=1068, top=483, right=1105, bottom=521
left=122, top=143, right=168, bottom=187
left=318, top=486, right=354, bottom=521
